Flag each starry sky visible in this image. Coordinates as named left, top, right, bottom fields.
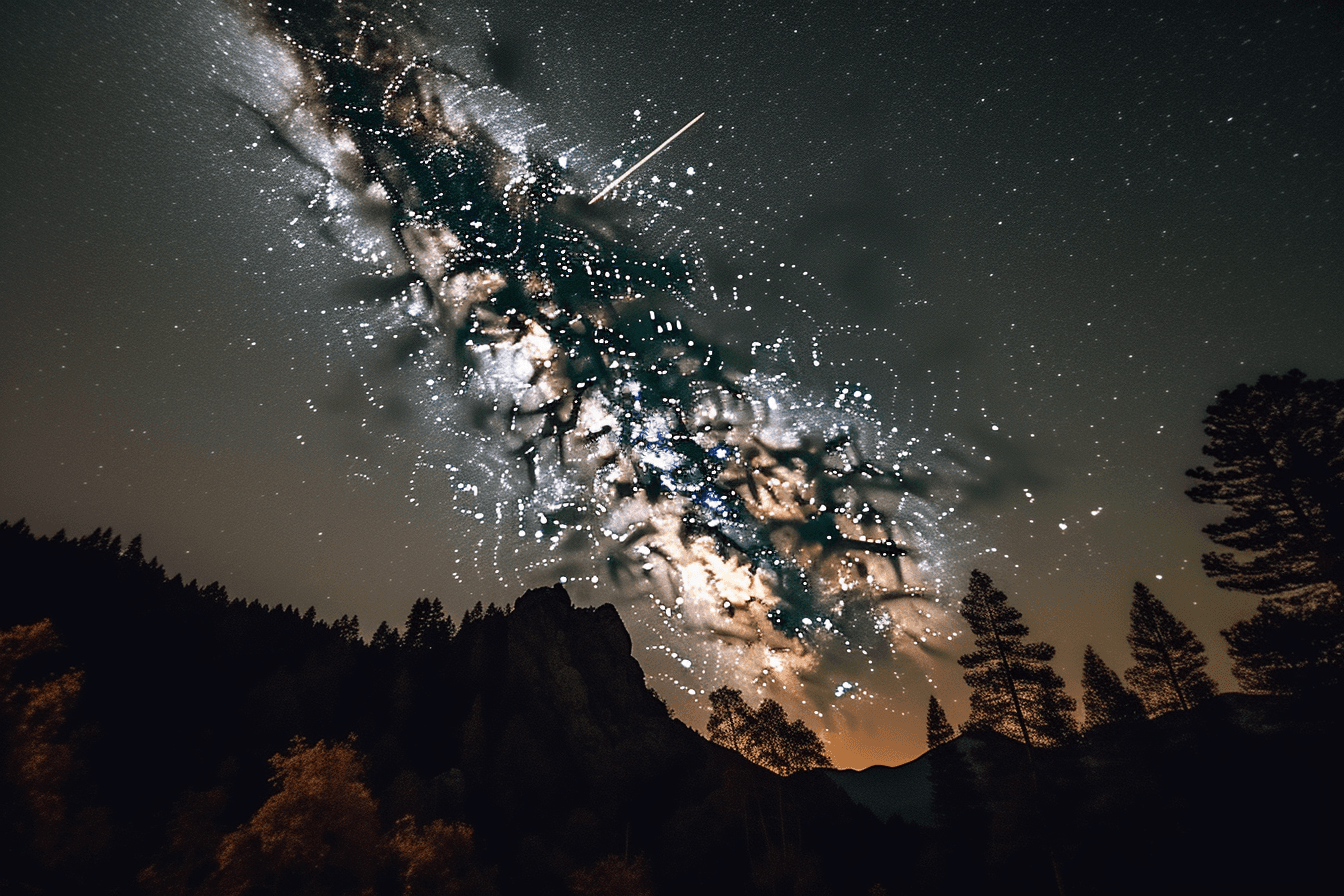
left=2, top=0, right=1340, bottom=768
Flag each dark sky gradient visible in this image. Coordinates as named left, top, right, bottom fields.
left=3, top=0, right=1341, bottom=766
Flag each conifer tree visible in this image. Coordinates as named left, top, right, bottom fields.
left=371, top=621, right=402, bottom=650
left=957, top=570, right=1077, bottom=747
left=1124, top=583, right=1217, bottom=716
left=405, top=598, right=453, bottom=650
left=408, top=599, right=446, bottom=647
left=331, top=614, right=361, bottom=643
left=1081, top=646, right=1146, bottom=730
left=1186, top=371, right=1344, bottom=696
left=925, top=695, right=956, bottom=749
left=925, top=697, right=988, bottom=890
left=1186, top=370, right=1344, bottom=602
left=462, top=602, right=484, bottom=626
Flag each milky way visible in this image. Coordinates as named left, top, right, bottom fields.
left=226, top=0, right=982, bottom=726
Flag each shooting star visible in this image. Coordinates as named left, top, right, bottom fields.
left=589, top=112, right=706, bottom=205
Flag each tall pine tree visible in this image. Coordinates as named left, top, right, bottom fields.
left=1124, top=583, right=1217, bottom=716
left=958, top=570, right=1077, bottom=748
left=1081, top=646, right=1146, bottom=730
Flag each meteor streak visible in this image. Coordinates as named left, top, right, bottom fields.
left=589, top=112, right=706, bottom=204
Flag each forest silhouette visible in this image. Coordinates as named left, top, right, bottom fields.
left=2, top=370, right=1340, bottom=894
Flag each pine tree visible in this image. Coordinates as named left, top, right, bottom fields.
left=1186, top=370, right=1344, bottom=602
left=405, top=598, right=452, bottom=650
left=371, top=621, right=402, bottom=650
left=1124, top=583, right=1217, bottom=716
left=1081, top=646, right=1146, bottom=730
left=958, top=571, right=1078, bottom=748
left=925, top=695, right=956, bottom=749
left=462, top=602, right=484, bottom=626
left=331, top=614, right=361, bottom=643
left=925, top=697, right=988, bottom=890
left=406, top=598, right=430, bottom=646
left=957, top=571, right=1077, bottom=896
left=1186, top=371, right=1344, bottom=696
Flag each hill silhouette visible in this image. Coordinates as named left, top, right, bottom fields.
left=4, top=519, right=1340, bottom=894
left=0, top=520, right=898, bottom=895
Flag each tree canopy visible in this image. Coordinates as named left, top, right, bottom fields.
left=705, top=686, right=832, bottom=775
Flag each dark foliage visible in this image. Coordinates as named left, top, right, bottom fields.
left=1186, top=369, right=1344, bottom=601
left=957, top=570, right=1077, bottom=748
left=0, top=520, right=886, bottom=896
left=925, top=695, right=955, bottom=750
left=403, top=597, right=455, bottom=651
left=706, top=686, right=832, bottom=775
left=1124, top=583, right=1218, bottom=716
left=1081, top=646, right=1146, bottom=730
left=923, top=734, right=988, bottom=893
left=1187, top=370, right=1344, bottom=697
left=1223, top=598, right=1344, bottom=697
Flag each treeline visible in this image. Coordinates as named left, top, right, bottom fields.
left=903, top=368, right=1344, bottom=894
left=0, top=520, right=890, bottom=896
left=906, top=564, right=1341, bottom=894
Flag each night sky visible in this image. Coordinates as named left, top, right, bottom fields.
left=2, top=0, right=1340, bottom=768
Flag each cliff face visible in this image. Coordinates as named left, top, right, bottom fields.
left=447, top=587, right=711, bottom=852
left=425, top=586, right=891, bottom=894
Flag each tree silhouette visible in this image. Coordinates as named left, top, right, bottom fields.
left=1080, top=646, right=1146, bottom=730
left=1187, top=370, right=1344, bottom=601
left=707, top=686, right=754, bottom=755
left=1222, top=600, right=1344, bottom=697
left=404, top=598, right=454, bottom=650
left=1124, top=583, right=1217, bottom=716
left=331, top=614, right=361, bottom=643
left=371, top=621, right=402, bottom=650
left=957, top=571, right=1076, bottom=896
left=1187, top=371, right=1344, bottom=696
left=957, top=570, right=1077, bottom=748
left=926, top=694, right=956, bottom=749
left=924, top=694, right=987, bottom=892
left=750, top=699, right=832, bottom=776
left=705, top=687, right=831, bottom=774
